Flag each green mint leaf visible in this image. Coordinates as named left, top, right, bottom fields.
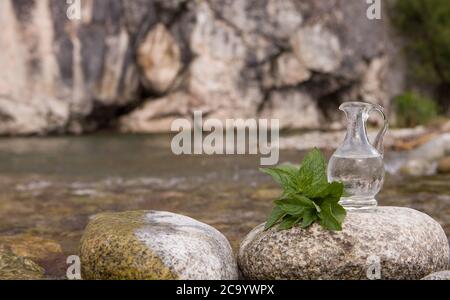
left=262, top=149, right=347, bottom=232
left=275, top=164, right=299, bottom=174
left=278, top=215, right=300, bottom=230
left=301, top=208, right=318, bottom=228
left=264, top=206, right=286, bottom=230
left=318, top=200, right=347, bottom=231
left=275, top=194, right=314, bottom=215
left=298, top=148, right=329, bottom=198
left=317, top=181, right=344, bottom=202
left=332, top=202, right=346, bottom=224
left=260, top=166, right=299, bottom=193
left=312, top=201, right=321, bottom=212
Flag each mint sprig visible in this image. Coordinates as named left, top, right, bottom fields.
left=260, top=148, right=347, bottom=231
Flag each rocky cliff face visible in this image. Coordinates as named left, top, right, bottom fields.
left=0, top=0, right=404, bottom=135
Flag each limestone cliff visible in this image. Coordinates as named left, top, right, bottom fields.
left=0, top=0, right=404, bottom=135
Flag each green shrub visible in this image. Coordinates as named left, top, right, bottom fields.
left=391, top=0, right=450, bottom=111
left=393, top=92, right=439, bottom=127
left=392, top=0, right=450, bottom=84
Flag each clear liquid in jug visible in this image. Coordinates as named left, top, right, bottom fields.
left=327, top=154, right=384, bottom=210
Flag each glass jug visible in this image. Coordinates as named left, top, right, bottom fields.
left=327, top=102, right=388, bottom=211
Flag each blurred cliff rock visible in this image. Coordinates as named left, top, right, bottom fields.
left=0, top=0, right=404, bottom=135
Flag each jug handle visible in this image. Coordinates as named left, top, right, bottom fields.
left=368, top=104, right=389, bottom=156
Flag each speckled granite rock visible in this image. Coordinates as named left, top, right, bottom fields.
left=80, top=210, right=238, bottom=280
left=421, top=270, right=450, bottom=280
left=238, top=207, right=449, bottom=280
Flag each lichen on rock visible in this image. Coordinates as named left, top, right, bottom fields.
left=80, top=210, right=238, bottom=280
left=0, top=248, right=45, bottom=280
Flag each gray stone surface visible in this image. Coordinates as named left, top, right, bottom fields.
left=137, top=23, right=182, bottom=93
left=260, top=90, right=323, bottom=130
left=0, top=0, right=142, bottom=135
left=80, top=210, right=238, bottom=280
left=409, top=134, right=450, bottom=162
left=421, top=270, right=450, bottom=280
left=397, top=134, right=450, bottom=176
left=238, top=207, right=449, bottom=280
left=0, top=0, right=404, bottom=135
left=290, top=24, right=342, bottom=73
left=400, top=159, right=437, bottom=176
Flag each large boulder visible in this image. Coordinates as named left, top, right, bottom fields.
left=398, top=134, right=450, bottom=176
left=421, top=271, right=450, bottom=280
left=238, top=207, right=449, bottom=280
left=399, top=159, right=437, bottom=176
left=409, top=134, right=450, bottom=162
left=80, top=210, right=238, bottom=280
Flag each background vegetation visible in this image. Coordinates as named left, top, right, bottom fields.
left=393, top=92, right=439, bottom=127
left=391, top=0, right=450, bottom=121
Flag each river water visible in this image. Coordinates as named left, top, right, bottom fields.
left=0, top=134, right=449, bottom=278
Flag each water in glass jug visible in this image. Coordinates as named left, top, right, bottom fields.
left=327, top=102, right=388, bottom=211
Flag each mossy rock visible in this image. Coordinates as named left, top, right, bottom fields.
left=80, top=211, right=238, bottom=280
left=0, top=235, right=62, bottom=261
left=0, top=248, right=45, bottom=280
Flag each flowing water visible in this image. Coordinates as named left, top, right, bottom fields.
left=0, top=134, right=449, bottom=278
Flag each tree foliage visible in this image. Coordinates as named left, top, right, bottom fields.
left=391, top=0, right=450, bottom=111
left=393, top=92, right=439, bottom=127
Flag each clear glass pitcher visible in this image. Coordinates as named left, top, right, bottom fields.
left=327, top=102, right=388, bottom=211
